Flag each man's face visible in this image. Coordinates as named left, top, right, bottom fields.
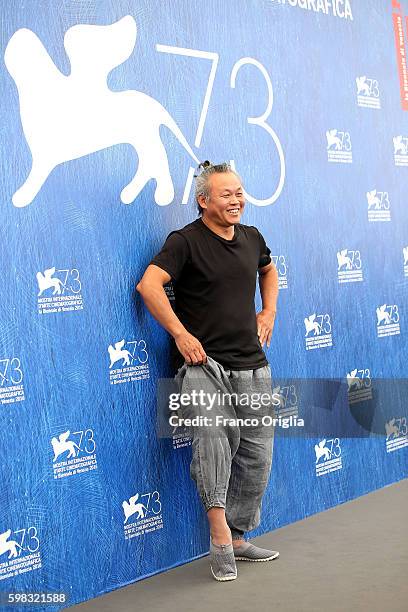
left=200, top=172, right=245, bottom=225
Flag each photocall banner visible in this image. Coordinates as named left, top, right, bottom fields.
left=0, top=0, right=407, bottom=609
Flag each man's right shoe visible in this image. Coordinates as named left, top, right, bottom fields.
left=209, top=539, right=238, bottom=581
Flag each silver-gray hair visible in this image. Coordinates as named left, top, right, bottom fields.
left=194, top=161, right=242, bottom=216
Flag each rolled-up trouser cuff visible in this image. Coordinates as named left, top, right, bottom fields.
left=204, top=500, right=226, bottom=512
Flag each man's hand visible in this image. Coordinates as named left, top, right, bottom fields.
left=256, top=309, right=276, bottom=348
left=174, top=330, right=208, bottom=365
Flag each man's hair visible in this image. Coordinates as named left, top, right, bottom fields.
left=194, top=161, right=242, bottom=216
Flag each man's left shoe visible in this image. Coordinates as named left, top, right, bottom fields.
left=233, top=541, right=279, bottom=562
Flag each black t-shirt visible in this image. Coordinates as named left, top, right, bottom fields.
left=149, top=217, right=272, bottom=373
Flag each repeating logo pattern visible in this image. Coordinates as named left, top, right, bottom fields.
left=366, top=190, right=391, bottom=222
left=376, top=304, right=400, bottom=338
left=37, top=267, right=83, bottom=314
left=108, top=339, right=149, bottom=384
left=272, top=255, right=288, bottom=289
left=393, top=135, right=408, bottom=166
left=337, top=249, right=363, bottom=283
left=0, top=526, right=41, bottom=582
left=52, top=429, right=97, bottom=479
left=314, top=438, right=342, bottom=477
left=326, top=129, right=352, bottom=163
left=304, top=313, right=333, bottom=350
left=346, top=368, right=372, bottom=404
left=385, top=418, right=408, bottom=453
left=356, top=76, right=381, bottom=109
left=0, top=356, right=25, bottom=405
left=123, top=491, right=163, bottom=540
left=272, top=383, right=299, bottom=418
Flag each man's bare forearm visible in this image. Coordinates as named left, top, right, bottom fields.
left=137, top=283, right=186, bottom=339
left=259, top=266, right=279, bottom=313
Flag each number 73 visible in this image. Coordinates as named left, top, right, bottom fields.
left=156, top=44, right=285, bottom=206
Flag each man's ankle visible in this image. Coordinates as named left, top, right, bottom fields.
left=210, top=529, right=232, bottom=546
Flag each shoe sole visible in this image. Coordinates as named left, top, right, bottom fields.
left=235, top=552, right=280, bottom=562
left=210, top=565, right=237, bottom=581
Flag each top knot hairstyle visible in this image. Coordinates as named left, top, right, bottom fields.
left=194, top=160, right=242, bottom=216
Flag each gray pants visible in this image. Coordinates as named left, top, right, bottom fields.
left=174, top=356, right=275, bottom=541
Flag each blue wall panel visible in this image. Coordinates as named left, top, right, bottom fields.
left=0, top=0, right=407, bottom=609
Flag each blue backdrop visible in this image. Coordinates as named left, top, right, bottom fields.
left=0, top=0, right=407, bottom=609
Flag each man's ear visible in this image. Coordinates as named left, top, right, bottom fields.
left=197, top=195, right=207, bottom=213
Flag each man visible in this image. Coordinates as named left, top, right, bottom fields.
left=136, top=161, right=279, bottom=581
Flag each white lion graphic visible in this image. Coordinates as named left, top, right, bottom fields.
left=304, top=314, right=321, bottom=337
left=366, top=190, right=381, bottom=210
left=4, top=15, right=199, bottom=207
left=376, top=305, right=391, bottom=326
left=0, top=529, right=23, bottom=560
left=51, top=431, right=81, bottom=461
left=337, top=250, right=352, bottom=271
left=123, top=493, right=148, bottom=524
left=385, top=419, right=399, bottom=440
left=346, top=369, right=362, bottom=391
left=356, top=76, right=370, bottom=96
left=108, top=340, right=133, bottom=368
left=37, top=267, right=65, bottom=296
left=393, top=135, right=407, bottom=155
left=326, top=129, right=342, bottom=150
left=314, top=440, right=331, bottom=463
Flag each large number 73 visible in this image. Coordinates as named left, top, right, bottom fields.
left=156, top=44, right=286, bottom=206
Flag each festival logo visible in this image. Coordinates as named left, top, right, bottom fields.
left=366, top=190, right=391, bottom=222
left=37, top=267, right=83, bottom=314
left=304, top=313, right=333, bottom=350
left=376, top=304, right=400, bottom=338
left=385, top=417, right=408, bottom=453
left=272, top=382, right=298, bottom=418
left=337, top=249, right=363, bottom=283
left=51, top=429, right=97, bottom=479
left=314, top=438, right=342, bottom=476
left=271, top=254, right=288, bottom=289
left=5, top=15, right=285, bottom=209
left=326, top=129, right=352, bottom=163
left=393, top=135, right=408, bottom=166
left=356, top=76, right=381, bottom=109
left=123, top=490, right=163, bottom=540
left=0, top=356, right=25, bottom=405
left=0, top=526, right=42, bottom=581
left=108, top=338, right=149, bottom=384
left=346, top=368, right=372, bottom=404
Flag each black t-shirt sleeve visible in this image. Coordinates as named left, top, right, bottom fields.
left=256, top=228, right=272, bottom=268
left=149, top=231, right=190, bottom=281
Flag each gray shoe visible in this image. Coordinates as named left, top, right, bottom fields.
left=233, top=541, right=279, bottom=562
left=209, top=539, right=238, bottom=581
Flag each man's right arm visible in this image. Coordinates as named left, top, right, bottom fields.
left=136, top=264, right=207, bottom=365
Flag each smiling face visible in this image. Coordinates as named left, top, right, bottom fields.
left=199, top=171, right=245, bottom=226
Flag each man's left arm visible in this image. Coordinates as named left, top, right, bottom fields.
left=257, top=262, right=279, bottom=348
